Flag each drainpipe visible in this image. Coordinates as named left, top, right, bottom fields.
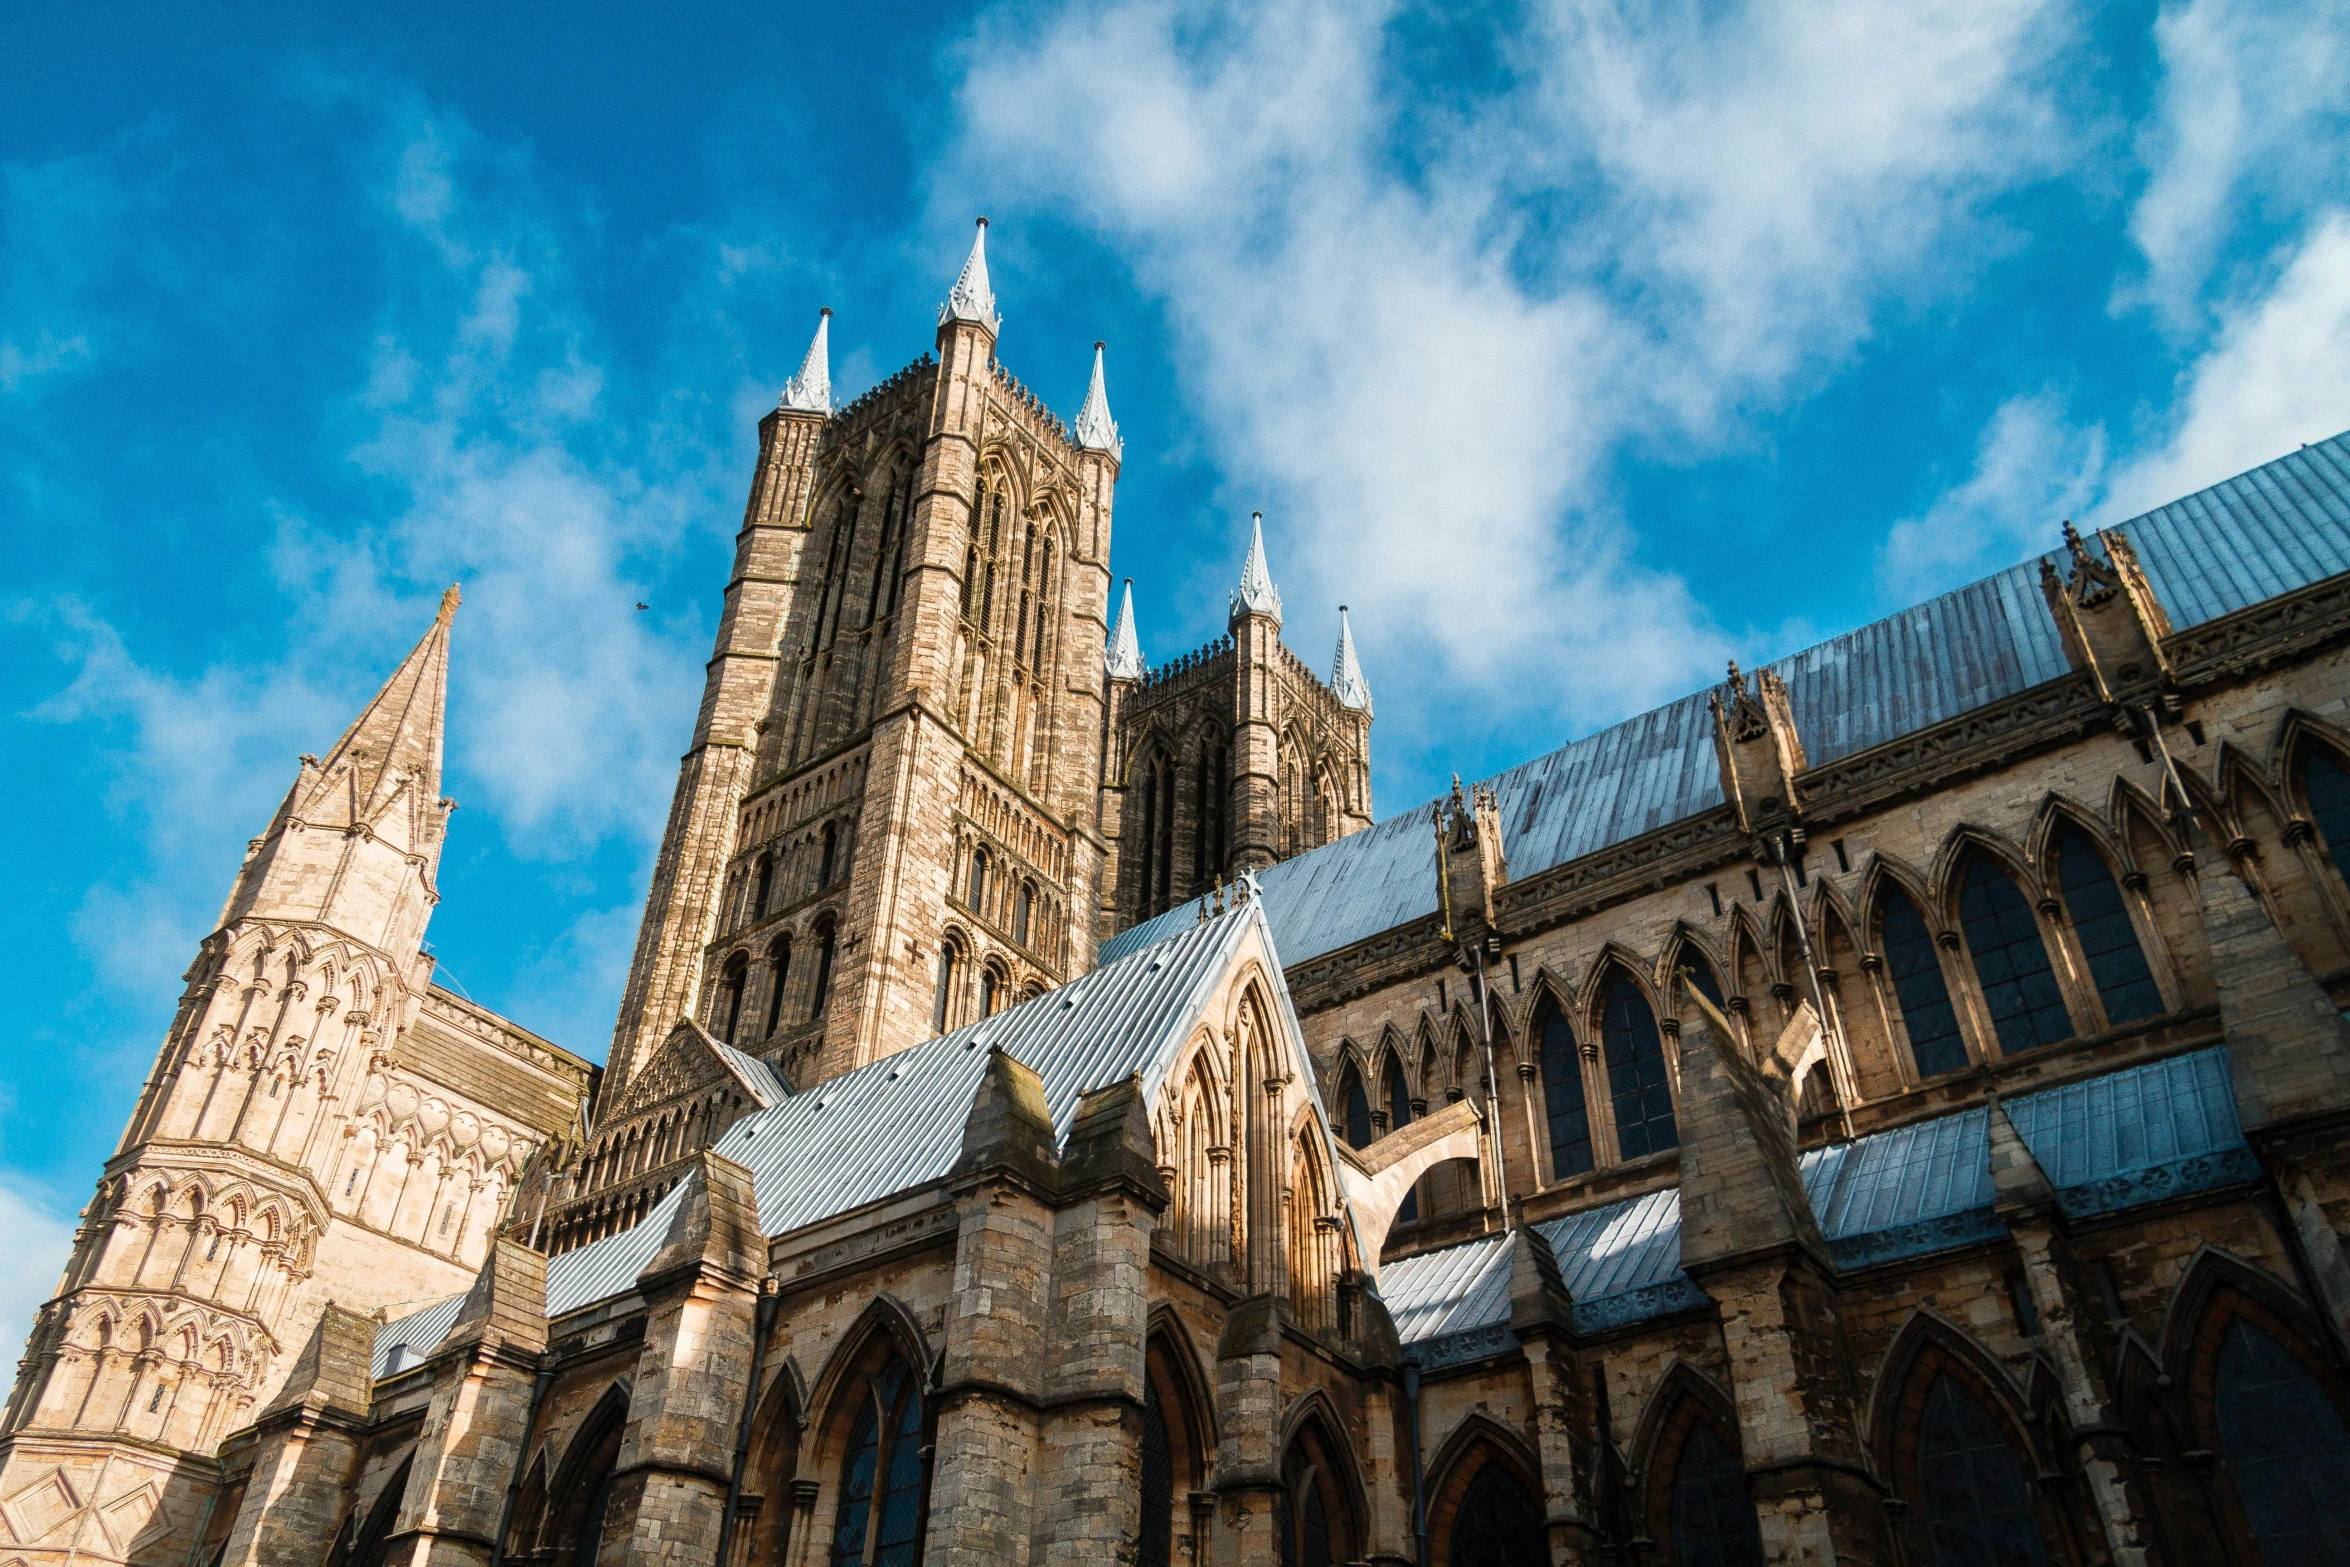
left=716, top=1278, right=782, bottom=1567
left=1402, top=1359, right=1429, bottom=1567
left=490, top=1365, right=556, bottom=1567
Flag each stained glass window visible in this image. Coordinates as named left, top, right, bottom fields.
left=1671, top=1423, right=1763, bottom=1567
left=2054, top=830, right=2162, bottom=1025
left=1600, top=975, right=1676, bottom=1160
left=1882, top=887, right=1966, bottom=1076
left=2306, top=750, right=2350, bottom=892
left=1447, top=1460, right=1545, bottom=1567
left=2215, top=1318, right=2350, bottom=1567
left=829, top=1394, right=879, bottom=1566
left=1536, top=997, right=1593, bottom=1179
left=1917, top=1374, right=2048, bottom=1567
left=833, top=1360, right=927, bottom=1567
left=1958, top=857, right=2071, bottom=1054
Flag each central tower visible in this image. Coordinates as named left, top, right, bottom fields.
left=607, top=221, right=1123, bottom=1098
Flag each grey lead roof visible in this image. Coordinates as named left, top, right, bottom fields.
left=1103, top=432, right=2350, bottom=969
left=1378, top=1046, right=2252, bottom=1358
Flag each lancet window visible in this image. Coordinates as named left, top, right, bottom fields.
left=764, top=938, right=791, bottom=1037
left=1670, top=1423, right=1763, bottom=1567
left=2054, top=829, right=2161, bottom=1025
left=829, top=1357, right=926, bottom=1567
left=720, top=955, right=749, bottom=1044
left=2214, top=1317, right=2350, bottom=1563
left=1881, top=886, right=1966, bottom=1077
left=932, top=940, right=960, bottom=1035
left=1445, top=1457, right=1546, bottom=1567
left=1535, top=995, right=1593, bottom=1180
left=1385, top=1051, right=1418, bottom=1223
left=1915, top=1375, right=2048, bottom=1567
left=2305, top=749, right=2350, bottom=892
left=1957, top=856, right=2070, bottom=1053
left=1599, top=974, right=1675, bottom=1160
left=809, top=921, right=836, bottom=1019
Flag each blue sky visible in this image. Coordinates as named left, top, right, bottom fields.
left=3, top=1, right=2347, bottom=1321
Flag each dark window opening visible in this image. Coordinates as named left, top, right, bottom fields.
left=1447, top=1460, right=1545, bottom=1567
left=1958, top=856, right=2070, bottom=1054
left=764, top=938, right=792, bottom=1036
left=829, top=1358, right=926, bottom=1567
left=2305, top=750, right=2350, bottom=893
left=1670, top=1423, right=1763, bottom=1567
left=2215, top=1317, right=2350, bottom=1567
left=1600, top=974, right=1676, bottom=1160
left=721, top=959, right=749, bottom=1044
left=1385, top=1054, right=1418, bottom=1223
left=1341, top=1067, right=1373, bottom=1149
left=819, top=822, right=839, bottom=888
left=809, top=926, right=835, bottom=1019
left=1916, top=1374, right=2049, bottom=1567
left=1746, top=868, right=1764, bottom=901
left=1707, top=882, right=1723, bottom=917
left=1537, top=997, right=1593, bottom=1179
left=1833, top=837, right=1851, bottom=873
left=753, top=855, right=774, bottom=920
left=1140, top=1377, right=1175, bottom=1567
left=1882, top=886, right=1967, bottom=1077
left=2055, top=829, right=2162, bottom=1024
left=932, top=945, right=957, bottom=1035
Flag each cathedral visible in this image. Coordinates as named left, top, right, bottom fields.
left=7, top=217, right=2350, bottom=1567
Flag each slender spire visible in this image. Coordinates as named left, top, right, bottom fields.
left=1073, top=340, right=1122, bottom=459
left=1231, top=510, right=1283, bottom=624
left=940, top=216, right=1000, bottom=333
left=779, top=307, right=832, bottom=414
left=1330, top=604, right=1372, bottom=714
left=311, top=586, right=457, bottom=816
left=1106, top=578, right=1146, bottom=679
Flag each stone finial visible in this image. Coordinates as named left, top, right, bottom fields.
left=1330, top=605, right=1372, bottom=714
left=1231, top=511, right=1283, bottom=624
left=1072, top=340, right=1122, bottom=459
left=1106, top=578, right=1146, bottom=680
left=779, top=307, right=833, bottom=414
left=1060, top=1074, right=1167, bottom=1207
left=2039, top=521, right=2178, bottom=711
left=640, top=1150, right=766, bottom=1287
left=262, top=1304, right=377, bottom=1417
left=1505, top=1219, right=1575, bottom=1338
left=1985, top=1089, right=2058, bottom=1216
left=1708, top=659, right=1806, bottom=836
left=952, top=1046, right=1059, bottom=1192
left=436, top=1238, right=549, bottom=1359
left=1673, top=1001, right=1828, bottom=1274
left=940, top=216, right=1000, bottom=333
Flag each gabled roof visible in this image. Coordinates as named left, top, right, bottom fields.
left=1376, top=1045, right=2252, bottom=1367
left=1103, top=432, right=2350, bottom=969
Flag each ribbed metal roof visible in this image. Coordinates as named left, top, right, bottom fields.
left=1375, top=1045, right=2253, bottom=1349
left=713, top=1040, right=795, bottom=1104
left=370, top=1293, right=463, bottom=1379
left=1104, top=432, right=2350, bottom=969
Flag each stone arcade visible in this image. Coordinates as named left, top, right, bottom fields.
left=9, top=220, right=2350, bottom=1567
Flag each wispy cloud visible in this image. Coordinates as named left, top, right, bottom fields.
left=1878, top=393, right=2107, bottom=599
left=946, top=0, right=2078, bottom=758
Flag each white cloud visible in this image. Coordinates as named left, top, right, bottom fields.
left=1879, top=392, right=2107, bottom=600
left=0, top=1173, right=78, bottom=1358
left=946, top=0, right=2077, bottom=746
left=2128, top=0, right=2350, bottom=325
left=2104, top=211, right=2350, bottom=516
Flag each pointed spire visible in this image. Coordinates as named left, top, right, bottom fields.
left=1231, top=510, right=1283, bottom=624
left=311, top=586, right=457, bottom=824
left=1073, top=340, right=1122, bottom=459
left=779, top=307, right=832, bottom=414
left=1106, top=578, right=1146, bottom=680
left=940, top=216, right=1000, bottom=333
left=1330, top=604, right=1371, bottom=714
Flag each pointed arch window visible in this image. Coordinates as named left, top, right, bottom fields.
left=2214, top=1317, right=2350, bottom=1563
left=932, top=942, right=958, bottom=1035
left=763, top=937, right=792, bottom=1037
left=1340, top=1065, right=1373, bottom=1149
left=809, top=922, right=836, bottom=1019
left=1882, top=886, right=1966, bottom=1076
left=721, top=955, right=749, bottom=1044
left=820, top=822, right=839, bottom=888
left=980, top=966, right=1000, bottom=1018
left=1681, top=953, right=1725, bottom=1011
left=1957, top=856, right=2070, bottom=1054
left=2305, top=749, right=2350, bottom=892
left=968, top=848, right=989, bottom=910
left=753, top=855, right=775, bottom=921
left=1670, top=1423, right=1763, bottom=1567
left=829, top=1357, right=926, bottom=1567
left=1535, top=996, right=1593, bottom=1180
left=1014, top=882, right=1034, bottom=948
left=1599, top=974, right=1676, bottom=1160
left=1140, top=1375, right=1175, bottom=1567
left=1385, top=1054, right=1418, bottom=1223
left=2054, top=829, right=2161, bottom=1025
left=1447, top=1458, right=1546, bottom=1567
left=1915, top=1374, right=2048, bottom=1567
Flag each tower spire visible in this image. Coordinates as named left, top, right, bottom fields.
left=1331, top=604, right=1372, bottom=714
left=1106, top=577, right=1145, bottom=679
left=1231, top=510, right=1283, bottom=624
left=309, top=585, right=457, bottom=830
left=780, top=307, right=832, bottom=414
left=940, top=216, right=1000, bottom=333
left=1073, top=341, right=1122, bottom=460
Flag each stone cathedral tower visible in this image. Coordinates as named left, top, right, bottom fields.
left=0, top=593, right=594, bottom=1563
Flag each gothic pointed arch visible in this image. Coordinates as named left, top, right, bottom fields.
left=333, top=1453, right=413, bottom=1567
left=1655, top=923, right=1729, bottom=1017
left=806, top=1295, right=934, bottom=1430
left=1584, top=954, right=1676, bottom=1162
left=1278, top=1391, right=1369, bottom=1567
left=1628, top=1362, right=1762, bottom=1567
left=1933, top=828, right=2074, bottom=1056
left=809, top=1300, right=932, bottom=1567
left=1869, top=1311, right=2062, bottom=1567
left=1142, top=1309, right=1215, bottom=1567
left=741, top=1354, right=813, bottom=1567
left=1423, top=1412, right=1546, bottom=1567
left=543, top=1380, right=631, bottom=1567
left=1527, top=983, right=1593, bottom=1183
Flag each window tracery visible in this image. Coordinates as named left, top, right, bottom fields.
left=1957, top=855, right=2071, bottom=1054
left=2054, top=828, right=2162, bottom=1025
left=1881, top=885, right=1966, bottom=1077
left=1598, top=973, right=1675, bottom=1160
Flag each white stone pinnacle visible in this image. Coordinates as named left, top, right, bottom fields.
left=1106, top=578, right=1146, bottom=680
left=1231, top=511, right=1283, bottom=624
left=940, top=217, right=1001, bottom=333
left=1073, top=341, right=1122, bottom=459
left=1331, top=605, right=1372, bottom=714
left=779, top=308, right=832, bottom=414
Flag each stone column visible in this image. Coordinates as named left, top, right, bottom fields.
left=1033, top=1079, right=1169, bottom=1567
left=1987, top=1094, right=2158, bottom=1567
left=599, top=1152, right=767, bottom=1567
left=926, top=1048, right=1059, bottom=1567
left=385, top=1241, right=550, bottom=1567
left=1674, top=1009, right=1891, bottom=1565
left=215, top=1306, right=376, bottom=1567
left=1210, top=1297, right=1284, bottom=1567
